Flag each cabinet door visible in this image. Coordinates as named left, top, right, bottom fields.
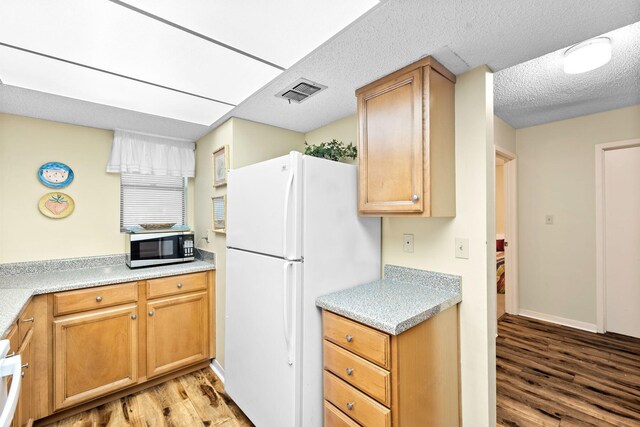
left=15, top=330, right=32, bottom=427
left=53, top=305, right=138, bottom=410
left=146, top=292, right=209, bottom=378
left=357, top=67, right=424, bottom=214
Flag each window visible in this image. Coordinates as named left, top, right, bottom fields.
left=120, top=173, right=186, bottom=231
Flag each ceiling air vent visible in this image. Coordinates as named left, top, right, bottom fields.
left=276, top=78, right=327, bottom=104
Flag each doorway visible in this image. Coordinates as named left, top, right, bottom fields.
left=596, top=139, right=640, bottom=338
left=495, top=148, right=517, bottom=322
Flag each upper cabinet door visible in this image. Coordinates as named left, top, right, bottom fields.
left=357, top=68, right=424, bottom=214
left=356, top=57, right=456, bottom=218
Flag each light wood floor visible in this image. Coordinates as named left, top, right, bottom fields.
left=44, top=368, right=254, bottom=427
left=497, top=314, right=640, bottom=426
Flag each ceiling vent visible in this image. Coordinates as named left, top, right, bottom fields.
left=276, top=78, right=327, bottom=104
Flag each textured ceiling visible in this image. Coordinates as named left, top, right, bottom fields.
left=1, top=0, right=639, bottom=139
left=209, top=0, right=640, bottom=134
left=494, top=22, right=640, bottom=129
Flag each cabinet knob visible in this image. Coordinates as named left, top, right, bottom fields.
left=346, top=402, right=354, bottom=411
left=346, top=367, right=354, bottom=376
left=177, top=283, right=183, bottom=289
left=345, top=335, right=353, bottom=343
left=96, top=296, right=103, bottom=302
left=412, top=194, right=420, bottom=202
left=21, top=371, right=25, bottom=378
left=149, top=311, right=155, bottom=317
left=131, top=314, right=137, bottom=320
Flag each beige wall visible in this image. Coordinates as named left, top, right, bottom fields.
left=194, top=117, right=305, bottom=368
left=496, top=164, right=505, bottom=236
left=495, top=115, right=516, bottom=154
left=0, top=114, right=122, bottom=263
left=304, top=66, right=497, bottom=425
left=516, top=104, right=640, bottom=325
left=304, top=114, right=358, bottom=165
left=0, top=113, right=195, bottom=264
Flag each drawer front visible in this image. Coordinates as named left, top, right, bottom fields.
left=324, top=400, right=360, bottom=427
left=324, top=371, right=391, bottom=427
left=53, top=282, right=138, bottom=316
left=146, top=272, right=207, bottom=299
left=323, top=340, right=390, bottom=406
left=18, top=301, right=35, bottom=343
left=323, top=310, right=390, bottom=369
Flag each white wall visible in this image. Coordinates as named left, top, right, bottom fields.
left=194, top=118, right=304, bottom=368
left=516, top=105, right=640, bottom=325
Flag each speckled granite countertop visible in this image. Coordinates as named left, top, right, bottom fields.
left=0, top=252, right=215, bottom=336
left=316, top=265, right=461, bottom=335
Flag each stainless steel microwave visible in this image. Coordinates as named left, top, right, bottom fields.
left=125, top=231, right=195, bottom=268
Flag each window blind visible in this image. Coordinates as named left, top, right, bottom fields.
left=120, top=172, right=186, bottom=230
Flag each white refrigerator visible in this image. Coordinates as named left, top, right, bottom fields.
left=225, top=151, right=380, bottom=427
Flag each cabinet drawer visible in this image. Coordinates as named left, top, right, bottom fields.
left=323, top=311, right=390, bottom=369
left=324, top=400, right=360, bottom=427
left=324, top=371, right=390, bottom=427
left=323, top=340, right=390, bottom=406
left=53, top=282, right=138, bottom=316
left=18, top=301, right=35, bottom=344
left=146, top=272, right=207, bottom=299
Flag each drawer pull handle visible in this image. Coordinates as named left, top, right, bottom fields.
left=346, top=402, right=354, bottom=411
left=96, top=296, right=103, bottom=302
left=345, top=335, right=353, bottom=343
left=21, top=317, right=34, bottom=323
left=21, top=363, right=29, bottom=370
left=149, top=311, right=155, bottom=317
left=177, top=283, right=183, bottom=289
left=131, top=314, right=137, bottom=320
left=346, top=367, right=353, bottom=376
left=6, top=352, right=15, bottom=358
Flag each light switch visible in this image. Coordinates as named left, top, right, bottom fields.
left=545, top=215, right=554, bottom=225
left=403, top=234, right=414, bottom=253
left=455, top=238, right=469, bottom=259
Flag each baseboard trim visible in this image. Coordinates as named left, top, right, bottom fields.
left=210, top=359, right=225, bottom=383
left=518, top=309, right=598, bottom=333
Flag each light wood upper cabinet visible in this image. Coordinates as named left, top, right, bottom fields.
left=146, top=291, right=209, bottom=378
left=356, top=56, right=456, bottom=217
left=53, top=305, right=139, bottom=410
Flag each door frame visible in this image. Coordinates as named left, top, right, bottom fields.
left=595, top=138, right=640, bottom=333
left=495, top=147, right=518, bottom=315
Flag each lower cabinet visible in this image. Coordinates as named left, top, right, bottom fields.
left=322, top=307, right=460, bottom=427
left=16, top=329, right=33, bottom=427
left=53, top=305, right=139, bottom=410
left=146, top=291, right=209, bottom=378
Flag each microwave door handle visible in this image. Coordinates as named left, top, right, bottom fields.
left=0, top=353, right=22, bottom=427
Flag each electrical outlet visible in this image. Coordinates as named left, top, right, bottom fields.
left=455, top=238, right=469, bottom=259
left=545, top=214, right=554, bottom=225
left=403, top=234, right=414, bottom=253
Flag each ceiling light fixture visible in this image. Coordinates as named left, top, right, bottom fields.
left=563, top=37, right=611, bottom=74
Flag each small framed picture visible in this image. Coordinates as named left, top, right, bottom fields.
left=213, top=195, right=226, bottom=233
left=213, top=145, right=229, bottom=187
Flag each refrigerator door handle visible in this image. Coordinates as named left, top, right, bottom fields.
left=282, top=166, right=295, bottom=260
left=282, top=262, right=295, bottom=366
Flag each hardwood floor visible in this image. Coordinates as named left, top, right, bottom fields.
left=44, top=368, right=254, bottom=427
left=497, top=314, right=640, bottom=426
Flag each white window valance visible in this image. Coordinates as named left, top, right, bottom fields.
left=107, top=130, right=196, bottom=177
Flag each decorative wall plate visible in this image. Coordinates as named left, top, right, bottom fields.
left=38, top=162, right=74, bottom=188
left=38, top=192, right=75, bottom=219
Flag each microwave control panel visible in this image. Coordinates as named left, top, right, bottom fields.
left=183, top=235, right=195, bottom=257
